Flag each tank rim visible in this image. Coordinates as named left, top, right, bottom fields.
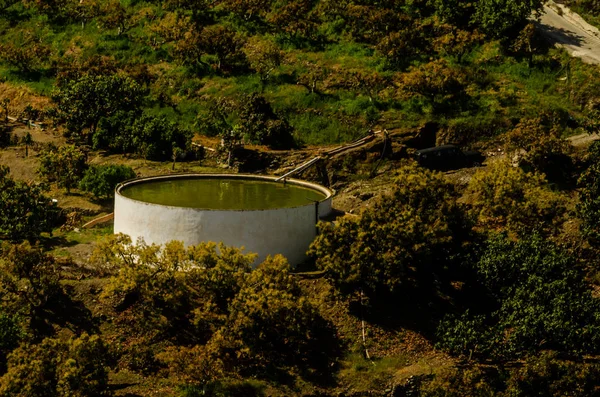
left=115, top=173, right=334, bottom=211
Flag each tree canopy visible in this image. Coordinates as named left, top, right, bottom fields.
left=0, top=167, right=58, bottom=241
left=310, top=164, right=470, bottom=301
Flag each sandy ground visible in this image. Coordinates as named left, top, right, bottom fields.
left=538, top=1, right=600, bottom=64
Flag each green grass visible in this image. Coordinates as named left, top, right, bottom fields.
left=338, top=353, right=412, bottom=391
left=0, top=1, right=596, bottom=149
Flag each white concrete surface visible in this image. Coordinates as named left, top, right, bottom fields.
left=114, top=174, right=333, bottom=266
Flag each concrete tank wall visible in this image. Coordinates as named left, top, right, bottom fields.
left=114, top=174, right=333, bottom=266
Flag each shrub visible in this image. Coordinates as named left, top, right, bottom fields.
left=437, top=234, right=600, bottom=360
left=0, top=242, right=64, bottom=326
left=79, top=165, right=136, bottom=200
left=503, top=117, right=572, bottom=182
left=93, top=236, right=338, bottom=380
left=52, top=74, right=144, bottom=142
left=464, top=159, right=565, bottom=236
left=95, top=112, right=193, bottom=161
left=310, top=163, right=470, bottom=301
left=0, top=334, right=112, bottom=397
left=236, top=94, right=295, bottom=149
left=578, top=141, right=600, bottom=245
left=0, top=166, right=59, bottom=241
left=38, top=145, right=88, bottom=193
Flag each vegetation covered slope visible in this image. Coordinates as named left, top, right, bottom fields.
left=2, top=0, right=600, bottom=396
left=0, top=0, right=597, bottom=150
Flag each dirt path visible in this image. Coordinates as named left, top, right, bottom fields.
left=538, top=1, right=600, bottom=64
left=567, top=132, right=600, bottom=146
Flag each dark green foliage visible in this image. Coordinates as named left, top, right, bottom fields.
left=578, top=141, right=600, bottom=245
left=79, top=164, right=136, bottom=200
left=472, top=0, right=544, bottom=37
left=437, top=234, right=600, bottom=360
left=95, top=112, right=192, bottom=160
left=52, top=74, right=145, bottom=141
left=0, top=166, right=58, bottom=241
left=0, top=313, right=21, bottom=374
left=38, top=144, right=88, bottom=192
left=0, top=242, right=63, bottom=326
left=310, top=164, right=470, bottom=301
left=236, top=94, right=295, bottom=149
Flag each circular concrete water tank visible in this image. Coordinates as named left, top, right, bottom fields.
left=114, top=174, right=333, bottom=266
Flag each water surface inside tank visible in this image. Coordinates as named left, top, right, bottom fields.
left=120, top=178, right=326, bottom=210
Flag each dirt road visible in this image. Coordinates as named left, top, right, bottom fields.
left=538, top=1, right=600, bottom=64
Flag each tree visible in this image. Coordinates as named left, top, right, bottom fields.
left=236, top=94, right=295, bottom=149
left=397, top=59, right=467, bottom=113
left=0, top=243, right=63, bottom=322
left=376, top=26, right=426, bottom=70
left=432, top=0, right=475, bottom=29
left=79, top=165, right=136, bottom=200
left=432, top=25, right=484, bottom=63
left=325, top=68, right=390, bottom=103
left=510, top=22, right=543, bottom=67
left=295, top=60, right=329, bottom=95
left=52, top=74, right=144, bottom=143
left=503, top=117, right=572, bottom=181
left=200, top=25, right=247, bottom=73
left=0, top=167, right=58, bottom=241
left=94, top=112, right=192, bottom=161
left=38, top=145, right=87, bottom=193
left=0, top=334, right=112, bottom=397
left=93, top=236, right=338, bottom=379
left=243, top=37, right=283, bottom=87
left=0, top=312, right=22, bottom=374
left=310, top=164, right=469, bottom=301
left=0, top=30, right=51, bottom=73
left=267, top=0, right=319, bottom=42
left=98, top=0, right=131, bottom=35
left=220, top=0, right=272, bottom=22
left=223, top=256, right=337, bottom=375
left=578, top=141, right=600, bottom=245
left=464, top=159, right=565, bottom=236
left=472, top=0, right=544, bottom=37
left=437, top=234, right=600, bottom=360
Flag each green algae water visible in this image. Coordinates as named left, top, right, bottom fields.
left=120, top=178, right=326, bottom=210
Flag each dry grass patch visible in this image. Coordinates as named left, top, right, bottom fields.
left=0, top=82, right=51, bottom=118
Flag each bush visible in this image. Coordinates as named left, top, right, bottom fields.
left=503, top=117, right=572, bottom=182
left=38, top=145, right=88, bottom=193
left=93, top=236, right=338, bottom=380
left=464, top=159, right=565, bottom=236
left=437, top=234, right=600, bottom=360
left=578, top=141, right=600, bottom=245
left=0, top=242, right=64, bottom=327
left=236, top=94, right=295, bottom=150
left=95, top=112, right=193, bottom=161
left=52, top=74, right=144, bottom=142
left=310, top=163, right=470, bottom=301
left=0, top=166, right=59, bottom=241
left=79, top=165, right=136, bottom=200
left=0, top=334, right=112, bottom=397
